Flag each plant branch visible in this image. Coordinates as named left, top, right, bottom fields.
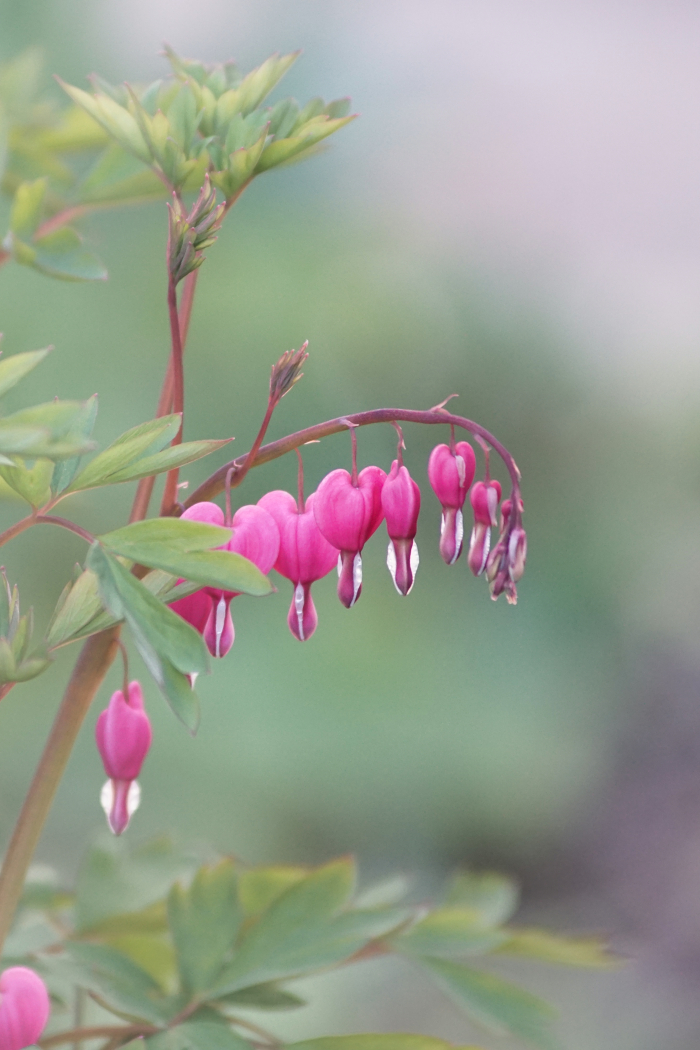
left=39, top=1024, right=155, bottom=1049
left=185, top=406, right=522, bottom=508
left=35, top=515, right=95, bottom=544
left=0, top=627, right=121, bottom=952
left=34, top=205, right=90, bottom=241
left=0, top=512, right=36, bottom=549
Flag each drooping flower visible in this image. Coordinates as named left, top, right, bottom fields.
left=169, top=501, right=279, bottom=657
left=0, top=966, right=51, bottom=1050
left=95, top=680, right=152, bottom=836
left=313, top=466, right=386, bottom=607
left=381, top=459, right=421, bottom=595
left=427, top=441, right=476, bottom=564
left=486, top=525, right=527, bottom=604
left=258, top=489, right=338, bottom=640
left=467, top=479, right=502, bottom=577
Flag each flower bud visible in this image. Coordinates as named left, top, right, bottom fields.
left=382, top=459, right=421, bottom=595
left=95, top=681, right=151, bottom=836
left=500, top=496, right=524, bottom=534
left=258, top=490, right=338, bottom=641
left=427, top=442, right=476, bottom=564
left=170, top=501, right=279, bottom=657
left=467, top=479, right=502, bottom=576
left=0, top=966, right=51, bottom=1049
left=313, top=466, right=386, bottom=607
left=485, top=525, right=527, bottom=603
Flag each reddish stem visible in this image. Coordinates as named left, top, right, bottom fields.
left=159, top=276, right=185, bottom=515
left=295, top=448, right=305, bottom=513
left=185, top=407, right=521, bottom=508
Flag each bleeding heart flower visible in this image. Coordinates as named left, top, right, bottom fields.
left=169, top=501, right=279, bottom=657
left=467, top=479, right=502, bottom=577
left=427, top=441, right=476, bottom=564
left=313, top=466, right=386, bottom=607
left=381, top=459, right=421, bottom=595
left=258, top=489, right=338, bottom=640
left=95, top=680, right=151, bottom=836
left=0, top=966, right=51, bottom=1050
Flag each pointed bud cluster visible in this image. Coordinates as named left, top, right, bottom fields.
left=258, top=490, right=338, bottom=640
left=485, top=497, right=527, bottom=603
left=170, top=501, right=279, bottom=657
left=382, top=459, right=421, bottom=595
left=313, top=466, right=386, bottom=607
left=0, top=966, right=51, bottom=1050
left=427, top=441, right=476, bottom=564
left=168, top=175, right=225, bottom=285
left=95, top=681, right=151, bottom=836
left=467, top=479, right=502, bottom=576
left=269, top=343, right=309, bottom=404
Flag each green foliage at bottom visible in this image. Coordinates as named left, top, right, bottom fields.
left=3, top=837, right=618, bottom=1050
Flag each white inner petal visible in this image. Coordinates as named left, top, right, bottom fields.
left=294, top=581, right=306, bottom=640
left=100, top=779, right=141, bottom=824
left=450, top=509, right=464, bottom=566
left=337, top=553, right=343, bottom=576
left=214, top=595, right=227, bottom=658
left=386, top=541, right=398, bottom=592
left=456, top=454, right=466, bottom=486
left=352, top=552, right=363, bottom=604
left=440, top=512, right=446, bottom=537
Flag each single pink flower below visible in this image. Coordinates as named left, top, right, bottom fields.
left=313, top=466, right=386, bottom=607
left=169, top=501, right=279, bottom=656
left=381, top=459, right=421, bottom=595
left=427, top=441, right=476, bottom=565
left=95, top=680, right=152, bottom=836
left=0, top=966, right=51, bottom=1050
left=467, top=479, right=502, bottom=577
left=258, top=489, right=338, bottom=640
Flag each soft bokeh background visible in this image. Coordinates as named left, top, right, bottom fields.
left=2, top=0, right=700, bottom=1046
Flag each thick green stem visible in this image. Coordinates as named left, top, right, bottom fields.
left=0, top=628, right=120, bottom=950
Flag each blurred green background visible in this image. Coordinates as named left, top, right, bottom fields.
left=2, top=1, right=700, bottom=1047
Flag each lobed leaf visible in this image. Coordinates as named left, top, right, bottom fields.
left=147, top=1024, right=254, bottom=1050
left=445, top=871, right=520, bottom=927
left=289, top=1040, right=484, bottom=1050
left=68, top=414, right=181, bottom=491
left=104, top=437, right=231, bottom=484
left=394, top=909, right=508, bottom=959
left=51, top=393, right=99, bottom=494
left=168, top=859, right=242, bottom=994
left=494, top=928, right=620, bottom=969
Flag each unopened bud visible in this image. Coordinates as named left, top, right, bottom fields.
left=0, top=966, right=51, bottom=1049
left=95, top=681, right=151, bottom=836
left=269, top=343, right=309, bottom=403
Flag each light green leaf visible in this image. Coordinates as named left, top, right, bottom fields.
left=9, top=177, right=47, bottom=236
left=45, top=567, right=103, bottom=649
left=105, top=546, right=271, bottom=598
left=168, top=859, right=242, bottom=994
left=75, top=837, right=196, bottom=933
left=0, top=458, right=53, bottom=507
left=31, top=227, right=107, bottom=282
left=256, top=115, right=356, bottom=173
left=238, top=866, right=307, bottom=918
left=57, top=79, right=151, bottom=163
left=68, top=415, right=180, bottom=492
left=220, top=983, right=306, bottom=1010
left=59, top=942, right=172, bottom=1025
left=289, top=1039, right=483, bottom=1050
left=214, top=860, right=410, bottom=994
left=494, top=928, right=620, bottom=969
left=105, top=438, right=230, bottom=484
left=100, top=517, right=231, bottom=555
left=355, top=875, right=411, bottom=910
left=0, top=348, right=51, bottom=399
left=78, top=144, right=167, bottom=205
left=445, top=871, right=520, bottom=926
left=147, top=1023, right=253, bottom=1050
left=395, top=909, right=507, bottom=959
left=86, top=544, right=205, bottom=730
left=418, top=957, right=558, bottom=1050
left=51, top=393, right=99, bottom=495
left=3, top=399, right=90, bottom=439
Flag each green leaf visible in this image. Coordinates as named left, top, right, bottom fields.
left=445, top=871, right=520, bottom=927
left=213, top=860, right=408, bottom=994
left=68, top=415, right=180, bottom=491
left=59, top=942, right=172, bottom=1025
left=30, top=226, right=107, bottom=281
left=75, top=837, right=197, bottom=933
left=288, top=1039, right=483, bottom=1050
left=418, top=957, right=558, bottom=1050
left=494, top=928, right=620, bottom=969
left=57, top=79, right=152, bottom=163
left=168, top=860, right=242, bottom=994
left=100, top=516, right=231, bottom=554
left=0, top=347, right=50, bottom=399
left=0, top=457, right=53, bottom=506
left=78, top=144, right=167, bottom=205
left=86, top=544, right=204, bottom=730
left=256, top=115, right=356, bottom=173
left=51, top=393, right=99, bottom=494
left=147, top=1023, right=253, bottom=1050
left=219, top=983, right=306, bottom=1010
left=104, top=438, right=230, bottom=484
left=355, top=875, right=411, bottom=909
left=395, top=909, right=507, bottom=959
left=9, top=177, right=47, bottom=236
left=45, top=567, right=103, bottom=649
left=238, top=866, right=307, bottom=918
